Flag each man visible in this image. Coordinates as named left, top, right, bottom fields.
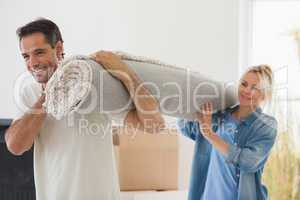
left=5, top=18, right=164, bottom=200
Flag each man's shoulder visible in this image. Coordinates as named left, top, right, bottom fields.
left=24, top=82, right=41, bottom=93
left=16, top=82, right=42, bottom=108
left=23, top=82, right=41, bottom=95
left=13, top=81, right=41, bottom=120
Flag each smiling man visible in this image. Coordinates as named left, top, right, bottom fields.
left=5, top=18, right=164, bottom=200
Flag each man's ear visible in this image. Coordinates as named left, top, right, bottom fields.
left=55, top=41, right=64, bottom=61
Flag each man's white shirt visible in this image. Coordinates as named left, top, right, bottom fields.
left=15, top=82, right=128, bottom=200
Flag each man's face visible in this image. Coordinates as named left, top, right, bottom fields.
left=20, top=32, right=61, bottom=84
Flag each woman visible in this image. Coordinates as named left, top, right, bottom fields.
left=177, top=65, right=278, bottom=200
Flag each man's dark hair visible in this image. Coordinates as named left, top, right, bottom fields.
left=16, top=18, right=64, bottom=57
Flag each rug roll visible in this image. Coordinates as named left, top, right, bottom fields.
left=44, top=55, right=238, bottom=120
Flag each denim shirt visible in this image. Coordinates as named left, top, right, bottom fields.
left=177, top=105, right=278, bottom=200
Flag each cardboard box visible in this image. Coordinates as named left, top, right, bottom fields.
left=113, top=128, right=179, bottom=191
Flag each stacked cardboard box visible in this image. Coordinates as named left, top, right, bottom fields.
left=113, top=128, right=179, bottom=191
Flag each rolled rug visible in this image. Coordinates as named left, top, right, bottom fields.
left=44, top=54, right=238, bottom=120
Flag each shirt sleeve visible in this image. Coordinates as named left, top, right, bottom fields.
left=13, top=83, right=42, bottom=121
left=225, top=117, right=278, bottom=173
left=13, top=108, right=26, bottom=122
left=176, top=118, right=199, bottom=141
left=13, top=88, right=33, bottom=121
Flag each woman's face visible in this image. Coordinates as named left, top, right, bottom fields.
left=238, top=72, right=265, bottom=108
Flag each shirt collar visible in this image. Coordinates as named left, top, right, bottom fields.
left=224, top=104, right=262, bottom=125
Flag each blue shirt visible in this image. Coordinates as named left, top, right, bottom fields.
left=177, top=105, right=278, bottom=200
left=201, top=113, right=239, bottom=200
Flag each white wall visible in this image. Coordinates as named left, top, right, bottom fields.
left=0, top=0, right=243, bottom=189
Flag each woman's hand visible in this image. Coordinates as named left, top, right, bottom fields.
left=197, top=102, right=230, bottom=155
left=197, top=102, right=214, bottom=139
left=89, top=50, right=131, bottom=81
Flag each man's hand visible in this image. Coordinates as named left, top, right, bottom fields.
left=31, top=94, right=46, bottom=113
left=197, top=102, right=214, bottom=139
left=90, top=51, right=130, bottom=81
left=89, top=50, right=165, bottom=133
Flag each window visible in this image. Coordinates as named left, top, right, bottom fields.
left=250, top=1, right=300, bottom=199
left=251, top=0, right=300, bottom=132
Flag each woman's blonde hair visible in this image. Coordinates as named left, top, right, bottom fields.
left=242, top=64, right=274, bottom=101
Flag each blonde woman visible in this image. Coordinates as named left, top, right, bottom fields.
left=178, top=65, right=277, bottom=200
